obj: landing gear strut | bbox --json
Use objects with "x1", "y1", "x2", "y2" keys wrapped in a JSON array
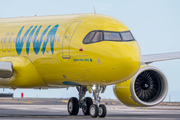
[
  {"x1": 90, "y1": 85, "x2": 107, "y2": 118},
  {"x1": 67, "y1": 85, "x2": 107, "y2": 118}
]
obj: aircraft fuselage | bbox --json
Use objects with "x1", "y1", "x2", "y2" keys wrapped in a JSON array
[{"x1": 0, "y1": 14, "x2": 141, "y2": 88}]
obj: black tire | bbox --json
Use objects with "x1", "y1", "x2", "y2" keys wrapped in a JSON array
[
  {"x1": 68, "y1": 97, "x2": 79, "y2": 115},
  {"x1": 89, "y1": 104, "x2": 98, "y2": 118},
  {"x1": 99, "y1": 104, "x2": 107, "y2": 117},
  {"x1": 82, "y1": 97, "x2": 93, "y2": 115}
]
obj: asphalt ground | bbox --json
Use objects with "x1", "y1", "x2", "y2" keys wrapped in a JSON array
[{"x1": 0, "y1": 98, "x2": 180, "y2": 120}]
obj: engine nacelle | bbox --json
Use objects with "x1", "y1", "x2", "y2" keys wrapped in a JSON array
[
  {"x1": 113, "y1": 65, "x2": 168, "y2": 107},
  {"x1": 0, "y1": 61, "x2": 13, "y2": 78}
]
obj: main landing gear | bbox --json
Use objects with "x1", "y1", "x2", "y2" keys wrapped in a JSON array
[{"x1": 67, "y1": 85, "x2": 107, "y2": 118}]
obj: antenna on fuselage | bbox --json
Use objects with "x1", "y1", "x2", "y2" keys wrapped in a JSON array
[{"x1": 94, "y1": 6, "x2": 96, "y2": 14}]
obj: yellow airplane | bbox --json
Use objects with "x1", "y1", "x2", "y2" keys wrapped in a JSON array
[{"x1": 0, "y1": 13, "x2": 179, "y2": 118}]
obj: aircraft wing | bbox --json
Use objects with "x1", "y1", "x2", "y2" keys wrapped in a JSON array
[{"x1": 142, "y1": 52, "x2": 180, "y2": 64}]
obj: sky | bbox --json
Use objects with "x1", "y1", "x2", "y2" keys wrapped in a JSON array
[{"x1": 0, "y1": 0, "x2": 180, "y2": 102}]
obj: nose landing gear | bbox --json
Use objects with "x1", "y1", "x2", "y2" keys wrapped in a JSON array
[
  {"x1": 98, "y1": 104, "x2": 107, "y2": 117},
  {"x1": 67, "y1": 85, "x2": 107, "y2": 118},
  {"x1": 90, "y1": 85, "x2": 107, "y2": 118}
]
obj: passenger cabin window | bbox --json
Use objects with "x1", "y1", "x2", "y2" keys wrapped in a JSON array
[
  {"x1": 4, "y1": 38, "x2": 7, "y2": 43},
  {"x1": 42, "y1": 37, "x2": 45, "y2": 41},
  {"x1": 31, "y1": 37, "x2": 33, "y2": 43},
  {"x1": 14, "y1": 37, "x2": 16, "y2": 43},
  {"x1": 83, "y1": 31, "x2": 134, "y2": 44},
  {"x1": 22, "y1": 38, "x2": 23, "y2": 43},
  {"x1": 1, "y1": 38, "x2": 3, "y2": 43},
  {"x1": 16, "y1": 37, "x2": 19, "y2": 43},
  {"x1": 55, "y1": 36, "x2": 57, "y2": 42},
  {"x1": 45, "y1": 37, "x2": 47, "y2": 42},
  {"x1": 26, "y1": 37, "x2": 28, "y2": 43},
  {"x1": 23, "y1": 37, "x2": 25, "y2": 43},
  {"x1": 48, "y1": 37, "x2": 50, "y2": 42},
  {"x1": 51, "y1": 37, "x2": 54, "y2": 42},
  {"x1": 35, "y1": 37, "x2": 38, "y2": 43},
  {"x1": 29, "y1": 37, "x2": 31, "y2": 43},
  {"x1": 9, "y1": 38, "x2": 11, "y2": 43},
  {"x1": 58, "y1": 36, "x2": 60, "y2": 42},
  {"x1": 4, "y1": 33, "x2": 9, "y2": 43},
  {"x1": 19, "y1": 37, "x2": 21, "y2": 43},
  {"x1": 9, "y1": 33, "x2": 14, "y2": 43}
]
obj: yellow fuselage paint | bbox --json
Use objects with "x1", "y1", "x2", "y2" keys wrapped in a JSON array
[{"x1": 0, "y1": 14, "x2": 141, "y2": 88}]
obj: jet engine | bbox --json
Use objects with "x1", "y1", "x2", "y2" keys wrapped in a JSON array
[
  {"x1": 113, "y1": 65, "x2": 168, "y2": 107},
  {"x1": 0, "y1": 61, "x2": 13, "y2": 78}
]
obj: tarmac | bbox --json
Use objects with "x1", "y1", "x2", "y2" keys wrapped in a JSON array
[{"x1": 0, "y1": 98, "x2": 180, "y2": 120}]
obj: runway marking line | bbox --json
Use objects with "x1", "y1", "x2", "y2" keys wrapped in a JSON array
[
  {"x1": 0, "y1": 98, "x2": 44, "y2": 104},
  {"x1": 106, "y1": 117, "x2": 178, "y2": 120},
  {"x1": 111, "y1": 108, "x2": 118, "y2": 110},
  {"x1": 102, "y1": 99, "x2": 119, "y2": 101},
  {"x1": 0, "y1": 115, "x2": 178, "y2": 119},
  {"x1": 61, "y1": 100, "x2": 68, "y2": 103},
  {"x1": 36, "y1": 116, "x2": 48, "y2": 118}
]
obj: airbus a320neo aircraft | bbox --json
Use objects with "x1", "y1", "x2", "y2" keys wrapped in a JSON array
[{"x1": 0, "y1": 14, "x2": 179, "y2": 118}]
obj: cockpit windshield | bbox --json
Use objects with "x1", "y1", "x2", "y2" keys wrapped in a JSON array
[
  {"x1": 104, "y1": 32, "x2": 121, "y2": 41},
  {"x1": 121, "y1": 31, "x2": 134, "y2": 41},
  {"x1": 83, "y1": 30, "x2": 135, "y2": 44}
]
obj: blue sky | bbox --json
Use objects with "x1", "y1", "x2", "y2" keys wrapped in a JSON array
[{"x1": 0, "y1": 0, "x2": 180, "y2": 102}]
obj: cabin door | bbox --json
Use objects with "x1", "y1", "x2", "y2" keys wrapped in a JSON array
[{"x1": 62, "y1": 21, "x2": 81, "y2": 59}]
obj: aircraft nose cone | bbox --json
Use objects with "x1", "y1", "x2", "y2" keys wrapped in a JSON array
[{"x1": 107, "y1": 41, "x2": 141, "y2": 84}]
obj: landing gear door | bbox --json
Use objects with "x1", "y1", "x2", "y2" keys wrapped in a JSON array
[{"x1": 62, "y1": 21, "x2": 81, "y2": 59}]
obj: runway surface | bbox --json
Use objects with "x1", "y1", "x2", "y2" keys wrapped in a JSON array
[{"x1": 0, "y1": 98, "x2": 180, "y2": 120}]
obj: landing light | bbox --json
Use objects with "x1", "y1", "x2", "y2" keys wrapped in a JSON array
[{"x1": 92, "y1": 85, "x2": 96, "y2": 90}]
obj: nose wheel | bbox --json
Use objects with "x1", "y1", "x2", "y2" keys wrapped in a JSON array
[
  {"x1": 89, "y1": 104, "x2": 106, "y2": 118},
  {"x1": 89, "y1": 104, "x2": 99, "y2": 117},
  {"x1": 98, "y1": 104, "x2": 107, "y2": 117},
  {"x1": 90, "y1": 85, "x2": 107, "y2": 118},
  {"x1": 67, "y1": 86, "x2": 107, "y2": 118}
]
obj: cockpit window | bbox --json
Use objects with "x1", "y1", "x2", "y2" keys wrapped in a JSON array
[
  {"x1": 83, "y1": 32, "x2": 96, "y2": 44},
  {"x1": 104, "y1": 32, "x2": 121, "y2": 41},
  {"x1": 83, "y1": 30, "x2": 135, "y2": 44},
  {"x1": 91, "y1": 32, "x2": 103, "y2": 42},
  {"x1": 121, "y1": 31, "x2": 134, "y2": 41}
]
